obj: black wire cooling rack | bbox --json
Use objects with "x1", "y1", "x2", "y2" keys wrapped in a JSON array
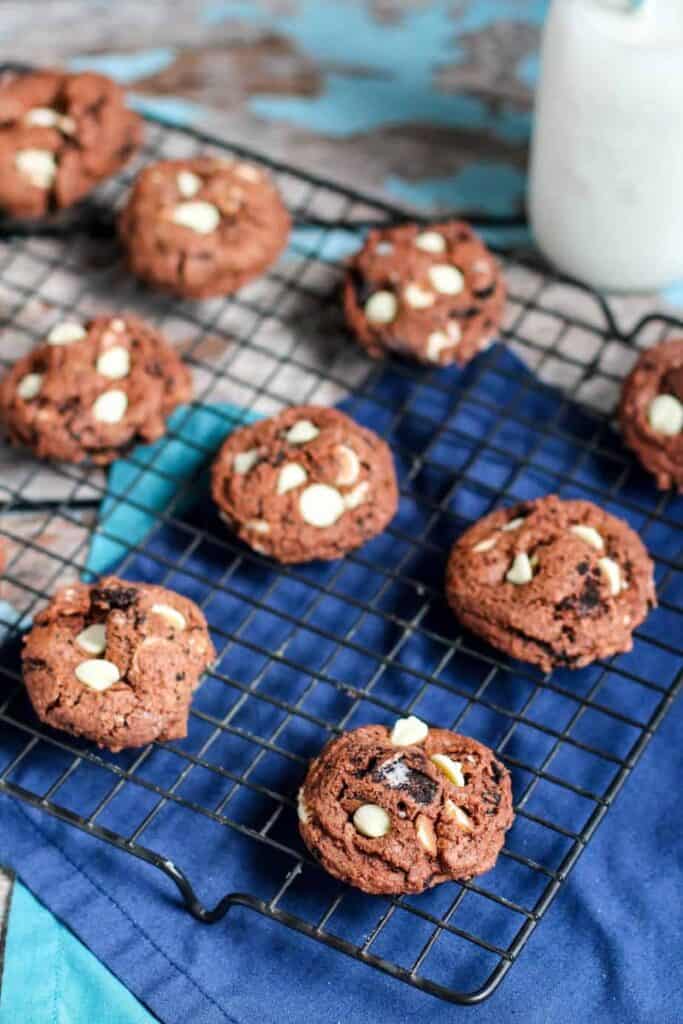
[{"x1": 0, "y1": 98, "x2": 681, "y2": 1007}]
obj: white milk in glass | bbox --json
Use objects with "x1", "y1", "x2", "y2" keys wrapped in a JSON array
[{"x1": 529, "y1": 0, "x2": 683, "y2": 290}]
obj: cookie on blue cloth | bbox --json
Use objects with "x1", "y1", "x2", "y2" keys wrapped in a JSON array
[
  {"x1": 298, "y1": 719, "x2": 514, "y2": 895},
  {"x1": 619, "y1": 338, "x2": 683, "y2": 491},
  {"x1": 211, "y1": 405, "x2": 398, "y2": 563},
  {"x1": 446, "y1": 496, "x2": 656, "y2": 672}
]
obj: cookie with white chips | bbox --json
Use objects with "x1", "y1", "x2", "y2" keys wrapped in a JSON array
[
  {"x1": 297, "y1": 719, "x2": 514, "y2": 895},
  {"x1": 619, "y1": 338, "x2": 683, "y2": 491},
  {"x1": 0, "y1": 313, "x2": 191, "y2": 464},
  {"x1": 119, "y1": 157, "x2": 291, "y2": 299},
  {"x1": 211, "y1": 405, "x2": 398, "y2": 563},
  {"x1": 0, "y1": 68, "x2": 142, "y2": 219},
  {"x1": 23, "y1": 577, "x2": 215, "y2": 752},
  {"x1": 343, "y1": 219, "x2": 506, "y2": 366},
  {"x1": 446, "y1": 495, "x2": 656, "y2": 672}
]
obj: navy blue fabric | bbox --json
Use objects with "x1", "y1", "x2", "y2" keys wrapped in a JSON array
[{"x1": 0, "y1": 345, "x2": 681, "y2": 1023}]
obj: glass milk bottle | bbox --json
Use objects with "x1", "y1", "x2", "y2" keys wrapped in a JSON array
[{"x1": 528, "y1": 0, "x2": 683, "y2": 291}]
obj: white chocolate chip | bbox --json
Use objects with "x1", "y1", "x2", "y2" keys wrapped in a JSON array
[
  {"x1": 502, "y1": 517, "x2": 525, "y2": 532},
  {"x1": 75, "y1": 658, "x2": 120, "y2": 691},
  {"x1": 234, "y1": 162, "x2": 262, "y2": 182},
  {"x1": 92, "y1": 389, "x2": 128, "y2": 424},
  {"x1": 299, "y1": 484, "x2": 345, "y2": 527},
  {"x1": 17, "y1": 372, "x2": 43, "y2": 400},
  {"x1": 335, "y1": 444, "x2": 360, "y2": 486},
  {"x1": 390, "y1": 715, "x2": 429, "y2": 746},
  {"x1": 25, "y1": 107, "x2": 60, "y2": 127},
  {"x1": 344, "y1": 480, "x2": 369, "y2": 510},
  {"x1": 426, "y1": 331, "x2": 452, "y2": 362},
  {"x1": 648, "y1": 394, "x2": 683, "y2": 436},
  {"x1": 96, "y1": 346, "x2": 130, "y2": 380},
  {"x1": 570, "y1": 524, "x2": 604, "y2": 550},
  {"x1": 297, "y1": 788, "x2": 310, "y2": 824},
  {"x1": 15, "y1": 148, "x2": 57, "y2": 189},
  {"x1": 109, "y1": 318, "x2": 126, "y2": 333},
  {"x1": 277, "y1": 462, "x2": 307, "y2": 494},
  {"x1": 47, "y1": 321, "x2": 86, "y2": 346},
  {"x1": 171, "y1": 200, "x2": 220, "y2": 234},
  {"x1": 403, "y1": 282, "x2": 435, "y2": 309},
  {"x1": 598, "y1": 556, "x2": 623, "y2": 596},
  {"x1": 415, "y1": 230, "x2": 447, "y2": 253},
  {"x1": 233, "y1": 448, "x2": 261, "y2": 474},
  {"x1": 246, "y1": 519, "x2": 270, "y2": 533},
  {"x1": 430, "y1": 753, "x2": 465, "y2": 787},
  {"x1": 286, "y1": 420, "x2": 320, "y2": 445},
  {"x1": 364, "y1": 290, "x2": 397, "y2": 324},
  {"x1": 75, "y1": 623, "x2": 106, "y2": 656},
  {"x1": 445, "y1": 801, "x2": 473, "y2": 830},
  {"x1": 58, "y1": 115, "x2": 76, "y2": 135},
  {"x1": 428, "y1": 264, "x2": 464, "y2": 295},
  {"x1": 375, "y1": 241, "x2": 393, "y2": 255},
  {"x1": 473, "y1": 536, "x2": 497, "y2": 553},
  {"x1": 506, "y1": 552, "x2": 534, "y2": 585},
  {"x1": 150, "y1": 603, "x2": 186, "y2": 630},
  {"x1": 415, "y1": 814, "x2": 437, "y2": 855},
  {"x1": 176, "y1": 169, "x2": 201, "y2": 197},
  {"x1": 352, "y1": 804, "x2": 391, "y2": 838},
  {"x1": 446, "y1": 320, "x2": 462, "y2": 344}
]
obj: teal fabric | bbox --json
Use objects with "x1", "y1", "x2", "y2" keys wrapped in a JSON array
[
  {"x1": 2, "y1": 403, "x2": 256, "y2": 1023},
  {"x1": 0, "y1": 883, "x2": 154, "y2": 1024},
  {"x1": 88, "y1": 403, "x2": 257, "y2": 575}
]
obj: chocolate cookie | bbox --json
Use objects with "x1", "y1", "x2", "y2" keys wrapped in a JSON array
[
  {"x1": 118, "y1": 157, "x2": 291, "y2": 299},
  {"x1": 446, "y1": 495, "x2": 656, "y2": 672},
  {"x1": 343, "y1": 220, "x2": 506, "y2": 366},
  {"x1": 0, "y1": 68, "x2": 142, "y2": 218},
  {"x1": 0, "y1": 313, "x2": 192, "y2": 464},
  {"x1": 619, "y1": 339, "x2": 683, "y2": 491},
  {"x1": 23, "y1": 576, "x2": 215, "y2": 752},
  {"x1": 211, "y1": 405, "x2": 398, "y2": 563},
  {"x1": 298, "y1": 718, "x2": 513, "y2": 895}
]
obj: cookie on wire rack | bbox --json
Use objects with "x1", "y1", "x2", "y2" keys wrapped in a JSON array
[
  {"x1": 0, "y1": 68, "x2": 142, "y2": 218},
  {"x1": 619, "y1": 338, "x2": 683, "y2": 491},
  {"x1": 297, "y1": 718, "x2": 514, "y2": 895},
  {"x1": 0, "y1": 313, "x2": 191, "y2": 465},
  {"x1": 211, "y1": 405, "x2": 398, "y2": 563},
  {"x1": 446, "y1": 495, "x2": 656, "y2": 672},
  {"x1": 23, "y1": 577, "x2": 215, "y2": 752},
  {"x1": 343, "y1": 219, "x2": 506, "y2": 367},
  {"x1": 119, "y1": 157, "x2": 291, "y2": 299}
]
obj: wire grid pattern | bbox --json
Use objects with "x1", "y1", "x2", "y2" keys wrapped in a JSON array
[{"x1": 0, "y1": 115, "x2": 680, "y2": 1006}]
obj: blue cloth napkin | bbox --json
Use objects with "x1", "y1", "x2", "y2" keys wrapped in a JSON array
[{"x1": 0, "y1": 345, "x2": 681, "y2": 1023}]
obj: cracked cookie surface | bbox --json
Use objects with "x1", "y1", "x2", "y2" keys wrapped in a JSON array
[
  {"x1": 446, "y1": 495, "x2": 656, "y2": 672},
  {"x1": 211, "y1": 405, "x2": 398, "y2": 563},
  {"x1": 0, "y1": 69, "x2": 142, "y2": 218},
  {"x1": 343, "y1": 220, "x2": 506, "y2": 366},
  {"x1": 0, "y1": 313, "x2": 192, "y2": 464},
  {"x1": 23, "y1": 576, "x2": 215, "y2": 752},
  {"x1": 119, "y1": 157, "x2": 291, "y2": 299},
  {"x1": 298, "y1": 720, "x2": 513, "y2": 895},
  {"x1": 619, "y1": 338, "x2": 683, "y2": 491}
]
